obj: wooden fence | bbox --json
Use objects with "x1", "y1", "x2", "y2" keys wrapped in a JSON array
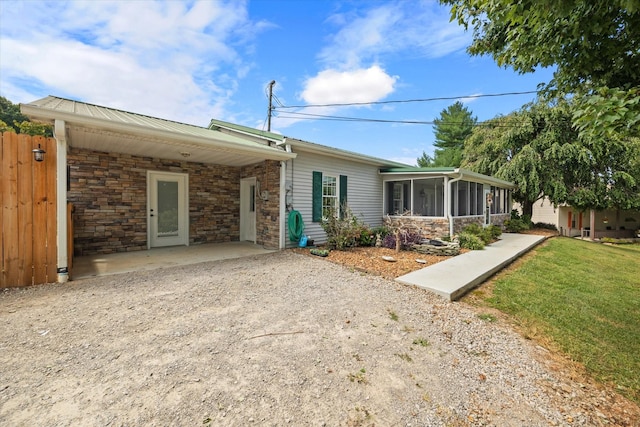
[{"x1": 1, "y1": 132, "x2": 57, "y2": 287}]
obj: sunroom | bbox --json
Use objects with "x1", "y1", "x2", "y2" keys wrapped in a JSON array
[{"x1": 380, "y1": 167, "x2": 515, "y2": 238}]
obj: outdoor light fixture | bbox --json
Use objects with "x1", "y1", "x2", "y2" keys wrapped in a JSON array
[{"x1": 32, "y1": 144, "x2": 46, "y2": 162}]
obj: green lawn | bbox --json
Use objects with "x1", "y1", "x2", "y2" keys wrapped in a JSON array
[{"x1": 478, "y1": 237, "x2": 640, "y2": 404}]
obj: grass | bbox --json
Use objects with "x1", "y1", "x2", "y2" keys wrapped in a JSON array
[{"x1": 476, "y1": 237, "x2": 640, "y2": 404}]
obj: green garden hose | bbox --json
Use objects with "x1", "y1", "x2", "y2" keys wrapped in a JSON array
[{"x1": 288, "y1": 210, "x2": 305, "y2": 242}]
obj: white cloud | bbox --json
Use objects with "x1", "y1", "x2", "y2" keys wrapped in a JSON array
[
  {"x1": 294, "y1": 1, "x2": 470, "y2": 123},
  {"x1": 301, "y1": 66, "x2": 397, "y2": 105},
  {"x1": 389, "y1": 156, "x2": 418, "y2": 166},
  {"x1": 457, "y1": 93, "x2": 483, "y2": 104},
  {"x1": 319, "y1": 2, "x2": 470, "y2": 68},
  {"x1": 0, "y1": 0, "x2": 257, "y2": 126}
]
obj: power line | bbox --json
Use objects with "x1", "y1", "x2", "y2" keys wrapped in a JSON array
[
  {"x1": 274, "y1": 90, "x2": 539, "y2": 110},
  {"x1": 276, "y1": 110, "x2": 571, "y2": 128}
]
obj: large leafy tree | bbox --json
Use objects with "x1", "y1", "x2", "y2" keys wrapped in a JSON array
[
  {"x1": 0, "y1": 96, "x2": 52, "y2": 136},
  {"x1": 0, "y1": 96, "x2": 29, "y2": 133},
  {"x1": 441, "y1": 0, "x2": 640, "y2": 138},
  {"x1": 417, "y1": 101, "x2": 476, "y2": 167},
  {"x1": 462, "y1": 101, "x2": 640, "y2": 216}
]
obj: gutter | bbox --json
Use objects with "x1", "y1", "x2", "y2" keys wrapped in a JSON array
[{"x1": 21, "y1": 105, "x2": 296, "y2": 162}]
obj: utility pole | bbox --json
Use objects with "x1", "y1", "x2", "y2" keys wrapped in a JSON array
[{"x1": 267, "y1": 80, "x2": 276, "y2": 132}]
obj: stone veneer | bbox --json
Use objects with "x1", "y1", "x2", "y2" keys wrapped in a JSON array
[
  {"x1": 240, "y1": 160, "x2": 281, "y2": 250},
  {"x1": 69, "y1": 148, "x2": 281, "y2": 256},
  {"x1": 386, "y1": 213, "x2": 510, "y2": 239}
]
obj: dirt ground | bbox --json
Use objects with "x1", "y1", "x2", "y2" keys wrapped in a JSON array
[{"x1": 1, "y1": 231, "x2": 638, "y2": 426}]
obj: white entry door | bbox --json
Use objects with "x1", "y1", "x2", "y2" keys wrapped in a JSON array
[
  {"x1": 148, "y1": 171, "x2": 189, "y2": 248},
  {"x1": 240, "y1": 177, "x2": 256, "y2": 243}
]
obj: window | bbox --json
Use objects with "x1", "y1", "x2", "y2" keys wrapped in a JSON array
[
  {"x1": 413, "y1": 178, "x2": 444, "y2": 216},
  {"x1": 476, "y1": 183, "x2": 484, "y2": 215},
  {"x1": 489, "y1": 187, "x2": 510, "y2": 214},
  {"x1": 393, "y1": 183, "x2": 404, "y2": 214},
  {"x1": 386, "y1": 181, "x2": 410, "y2": 215},
  {"x1": 312, "y1": 171, "x2": 347, "y2": 222},
  {"x1": 457, "y1": 181, "x2": 469, "y2": 216},
  {"x1": 322, "y1": 175, "x2": 337, "y2": 218}
]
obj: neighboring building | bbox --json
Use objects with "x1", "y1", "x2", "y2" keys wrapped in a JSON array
[
  {"x1": 527, "y1": 197, "x2": 640, "y2": 239},
  {"x1": 19, "y1": 96, "x2": 516, "y2": 282}
]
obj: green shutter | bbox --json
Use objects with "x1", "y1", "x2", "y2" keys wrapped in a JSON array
[
  {"x1": 339, "y1": 175, "x2": 348, "y2": 219},
  {"x1": 339, "y1": 175, "x2": 347, "y2": 208},
  {"x1": 312, "y1": 171, "x2": 322, "y2": 222}
]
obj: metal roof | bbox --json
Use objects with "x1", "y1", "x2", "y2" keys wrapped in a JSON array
[
  {"x1": 380, "y1": 167, "x2": 515, "y2": 188},
  {"x1": 208, "y1": 118, "x2": 410, "y2": 168},
  {"x1": 21, "y1": 96, "x2": 295, "y2": 166}
]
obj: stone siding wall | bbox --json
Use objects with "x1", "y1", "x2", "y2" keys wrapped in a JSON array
[
  {"x1": 69, "y1": 148, "x2": 240, "y2": 256},
  {"x1": 241, "y1": 160, "x2": 281, "y2": 249},
  {"x1": 386, "y1": 214, "x2": 510, "y2": 240},
  {"x1": 452, "y1": 216, "x2": 485, "y2": 234},
  {"x1": 386, "y1": 217, "x2": 450, "y2": 239}
]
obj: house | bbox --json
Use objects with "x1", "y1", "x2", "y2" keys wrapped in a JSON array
[
  {"x1": 19, "y1": 96, "x2": 515, "y2": 284},
  {"x1": 528, "y1": 198, "x2": 640, "y2": 239},
  {"x1": 208, "y1": 120, "x2": 515, "y2": 246}
]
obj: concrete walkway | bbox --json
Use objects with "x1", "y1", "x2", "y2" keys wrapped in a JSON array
[{"x1": 396, "y1": 233, "x2": 547, "y2": 301}]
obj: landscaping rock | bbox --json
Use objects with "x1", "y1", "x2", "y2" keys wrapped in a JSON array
[{"x1": 412, "y1": 240, "x2": 461, "y2": 256}]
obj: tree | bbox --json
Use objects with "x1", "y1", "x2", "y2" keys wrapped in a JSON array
[
  {"x1": 0, "y1": 96, "x2": 52, "y2": 136},
  {"x1": 0, "y1": 96, "x2": 29, "y2": 133},
  {"x1": 463, "y1": 101, "x2": 640, "y2": 215},
  {"x1": 416, "y1": 151, "x2": 434, "y2": 167},
  {"x1": 441, "y1": 0, "x2": 640, "y2": 138},
  {"x1": 417, "y1": 101, "x2": 476, "y2": 167}
]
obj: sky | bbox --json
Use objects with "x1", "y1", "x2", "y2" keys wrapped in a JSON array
[{"x1": 0, "y1": 0, "x2": 555, "y2": 165}]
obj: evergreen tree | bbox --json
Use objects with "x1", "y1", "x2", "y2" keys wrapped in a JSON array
[{"x1": 417, "y1": 101, "x2": 476, "y2": 167}]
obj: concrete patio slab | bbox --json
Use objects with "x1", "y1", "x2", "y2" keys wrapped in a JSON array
[
  {"x1": 396, "y1": 233, "x2": 547, "y2": 301},
  {"x1": 72, "y1": 242, "x2": 275, "y2": 280}
]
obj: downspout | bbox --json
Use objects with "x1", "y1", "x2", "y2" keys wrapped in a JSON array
[
  {"x1": 54, "y1": 119, "x2": 69, "y2": 283},
  {"x1": 279, "y1": 160, "x2": 287, "y2": 249},
  {"x1": 278, "y1": 139, "x2": 293, "y2": 250},
  {"x1": 446, "y1": 171, "x2": 464, "y2": 238}
]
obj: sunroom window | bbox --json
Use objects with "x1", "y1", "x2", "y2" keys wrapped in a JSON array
[
  {"x1": 386, "y1": 181, "x2": 410, "y2": 215},
  {"x1": 413, "y1": 178, "x2": 444, "y2": 216}
]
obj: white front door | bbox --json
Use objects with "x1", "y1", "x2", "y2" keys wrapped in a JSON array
[
  {"x1": 240, "y1": 177, "x2": 256, "y2": 243},
  {"x1": 148, "y1": 171, "x2": 189, "y2": 248}
]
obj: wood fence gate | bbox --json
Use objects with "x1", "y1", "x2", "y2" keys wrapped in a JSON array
[{"x1": 1, "y1": 132, "x2": 57, "y2": 287}]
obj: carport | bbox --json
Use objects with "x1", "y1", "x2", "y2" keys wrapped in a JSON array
[{"x1": 20, "y1": 96, "x2": 295, "y2": 284}]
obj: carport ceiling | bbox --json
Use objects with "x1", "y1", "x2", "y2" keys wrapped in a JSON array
[
  {"x1": 20, "y1": 96, "x2": 295, "y2": 167},
  {"x1": 66, "y1": 124, "x2": 281, "y2": 167}
]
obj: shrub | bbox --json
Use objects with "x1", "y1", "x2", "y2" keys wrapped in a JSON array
[
  {"x1": 485, "y1": 224, "x2": 503, "y2": 241},
  {"x1": 503, "y1": 218, "x2": 530, "y2": 233},
  {"x1": 461, "y1": 223, "x2": 502, "y2": 244},
  {"x1": 371, "y1": 225, "x2": 391, "y2": 239},
  {"x1": 462, "y1": 223, "x2": 483, "y2": 236},
  {"x1": 459, "y1": 233, "x2": 485, "y2": 250},
  {"x1": 504, "y1": 210, "x2": 532, "y2": 233},
  {"x1": 321, "y1": 204, "x2": 373, "y2": 250},
  {"x1": 357, "y1": 225, "x2": 375, "y2": 247},
  {"x1": 382, "y1": 230, "x2": 423, "y2": 250},
  {"x1": 534, "y1": 222, "x2": 558, "y2": 230}
]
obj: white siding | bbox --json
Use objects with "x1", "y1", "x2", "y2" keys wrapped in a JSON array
[
  {"x1": 531, "y1": 198, "x2": 559, "y2": 226},
  {"x1": 284, "y1": 150, "x2": 384, "y2": 247}
]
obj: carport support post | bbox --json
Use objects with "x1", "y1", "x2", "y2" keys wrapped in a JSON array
[{"x1": 55, "y1": 119, "x2": 69, "y2": 283}]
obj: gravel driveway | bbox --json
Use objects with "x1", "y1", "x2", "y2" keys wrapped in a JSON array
[{"x1": 0, "y1": 251, "x2": 636, "y2": 426}]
